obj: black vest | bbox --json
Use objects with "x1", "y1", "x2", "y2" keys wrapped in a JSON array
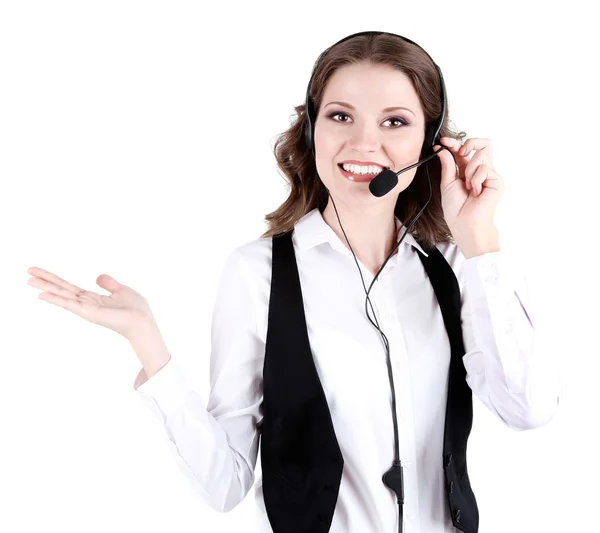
[{"x1": 260, "y1": 229, "x2": 479, "y2": 533}]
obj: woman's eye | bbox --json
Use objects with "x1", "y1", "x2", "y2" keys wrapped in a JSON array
[
  {"x1": 329, "y1": 112, "x2": 351, "y2": 123},
  {"x1": 383, "y1": 117, "x2": 408, "y2": 128},
  {"x1": 328, "y1": 112, "x2": 407, "y2": 128}
]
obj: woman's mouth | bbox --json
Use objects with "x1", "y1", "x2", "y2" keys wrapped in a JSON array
[{"x1": 338, "y1": 163, "x2": 386, "y2": 182}]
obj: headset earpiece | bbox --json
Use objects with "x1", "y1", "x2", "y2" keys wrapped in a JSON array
[{"x1": 303, "y1": 95, "x2": 315, "y2": 153}]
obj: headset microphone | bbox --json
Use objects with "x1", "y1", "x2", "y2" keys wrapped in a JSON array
[{"x1": 368, "y1": 146, "x2": 448, "y2": 197}]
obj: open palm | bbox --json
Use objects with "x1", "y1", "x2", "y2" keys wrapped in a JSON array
[{"x1": 26, "y1": 266, "x2": 154, "y2": 340}]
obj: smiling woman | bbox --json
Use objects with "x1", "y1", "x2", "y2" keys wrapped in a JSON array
[
  {"x1": 316, "y1": 61, "x2": 424, "y2": 193},
  {"x1": 262, "y1": 32, "x2": 468, "y2": 254}
]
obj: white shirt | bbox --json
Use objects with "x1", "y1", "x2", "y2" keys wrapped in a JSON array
[{"x1": 134, "y1": 207, "x2": 561, "y2": 533}]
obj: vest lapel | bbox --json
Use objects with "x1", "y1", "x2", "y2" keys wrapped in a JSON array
[
  {"x1": 261, "y1": 229, "x2": 344, "y2": 533},
  {"x1": 416, "y1": 247, "x2": 479, "y2": 532}
]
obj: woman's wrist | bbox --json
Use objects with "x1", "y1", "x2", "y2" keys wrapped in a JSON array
[{"x1": 128, "y1": 319, "x2": 172, "y2": 380}]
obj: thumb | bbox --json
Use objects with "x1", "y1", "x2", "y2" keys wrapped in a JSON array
[
  {"x1": 434, "y1": 145, "x2": 458, "y2": 190},
  {"x1": 96, "y1": 274, "x2": 123, "y2": 294}
]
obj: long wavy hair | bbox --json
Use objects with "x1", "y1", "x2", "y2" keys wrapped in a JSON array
[{"x1": 261, "y1": 32, "x2": 467, "y2": 253}]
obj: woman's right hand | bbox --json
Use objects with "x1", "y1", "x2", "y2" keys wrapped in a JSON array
[{"x1": 26, "y1": 266, "x2": 155, "y2": 341}]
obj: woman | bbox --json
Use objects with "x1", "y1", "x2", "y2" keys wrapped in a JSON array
[{"x1": 26, "y1": 31, "x2": 561, "y2": 533}]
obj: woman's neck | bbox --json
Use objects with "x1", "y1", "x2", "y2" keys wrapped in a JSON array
[{"x1": 321, "y1": 200, "x2": 399, "y2": 276}]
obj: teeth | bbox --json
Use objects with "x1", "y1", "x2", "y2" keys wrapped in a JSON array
[{"x1": 341, "y1": 163, "x2": 385, "y2": 175}]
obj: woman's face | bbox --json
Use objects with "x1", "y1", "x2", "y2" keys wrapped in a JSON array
[{"x1": 313, "y1": 61, "x2": 426, "y2": 207}]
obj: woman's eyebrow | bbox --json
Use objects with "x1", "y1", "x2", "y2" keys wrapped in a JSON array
[{"x1": 323, "y1": 100, "x2": 416, "y2": 117}]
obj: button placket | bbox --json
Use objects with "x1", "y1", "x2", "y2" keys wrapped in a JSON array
[
  {"x1": 371, "y1": 294, "x2": 390, "y2": 325},
  {"x1": 376, "y1": 284, "x2": 397, "y2": 324}
]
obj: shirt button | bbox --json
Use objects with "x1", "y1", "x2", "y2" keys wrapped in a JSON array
[
  {"x1": 507, "y1": 317, "x2": 518, "y2": 334},
  {"x1": 483, "y1": 264, "x2": 499, "y2": 283}
]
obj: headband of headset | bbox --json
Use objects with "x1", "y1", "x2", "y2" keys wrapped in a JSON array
[{"x1": 303, "y1": 31, "x2": 447, "y2": 158}]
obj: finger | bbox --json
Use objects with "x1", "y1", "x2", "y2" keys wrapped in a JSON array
[
  {"x1": 439, "y1": 137, "x2": 472, "y2": 179},
  {"x1": 459, "y1": 138, "x2": 493, "y2": 158},
  {"x1": 27, "y1": 276, "x2": 83, "y2": 301},
  {"x1": 27, "y1": 266, "x2": 84, "y2": 295},
  {"x1": 470, "y1": 164, "x2": 503, "y2": 196},
  {"x1": 434, "y1": 144, "x2": 462, "y2": 191},
  {"x1": 464, "y1": 150, "x2": 491, "y2": 183},
  {"x1": 38, "y1": 290, "x2": 88, "y2": 317},
  {"x1": 470, "y1": 164, "x2": 487, "y2": 196},
  {"x1": 96, "y1": 274, "x2": 123, "y2": 295},
  {"x1": 440, "y1": 137, "x2": 470, "y2": 163}
]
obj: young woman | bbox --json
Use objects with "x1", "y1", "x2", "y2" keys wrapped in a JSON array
[{"x1": 26, "y1": 31, "x2": 561, "y2": 533}]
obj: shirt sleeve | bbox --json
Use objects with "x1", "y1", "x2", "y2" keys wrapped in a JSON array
[
  {"x1": 133, "y1": 247, "x2": 265, "y2": 513},
  {"x1": 458, "y1": 249, "x2": 562, "y2": 431}
]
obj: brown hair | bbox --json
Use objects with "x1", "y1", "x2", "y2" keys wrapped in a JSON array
[{"x1": 261, "y1": 32, "x2": 467, "y2": 253}]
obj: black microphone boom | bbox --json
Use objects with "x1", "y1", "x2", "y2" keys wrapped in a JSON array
[{"x1": 368, "y1": 146, "x2": 448, "y2": 198}]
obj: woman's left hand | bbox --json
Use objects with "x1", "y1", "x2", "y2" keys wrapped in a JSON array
[{"x1": 435, "y1": 136, "x2": 505, "y2": 256}]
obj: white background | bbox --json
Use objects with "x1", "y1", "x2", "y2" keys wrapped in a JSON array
[{"x1": 2, "y1": 0, "x2": 597, "y2": 531}]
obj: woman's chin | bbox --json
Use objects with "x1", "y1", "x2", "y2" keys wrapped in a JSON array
[{"x1": 328, "y1": 182, "x2": 382, "y2": 203}]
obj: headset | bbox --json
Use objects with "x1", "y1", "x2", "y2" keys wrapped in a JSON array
[{"x1": 302, "y1": 31, "x2": 451, "y2": 533}]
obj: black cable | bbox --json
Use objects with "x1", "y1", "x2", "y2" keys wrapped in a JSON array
[{"x1": 326, "y1": 155, "x2": 436, "y2": 533}]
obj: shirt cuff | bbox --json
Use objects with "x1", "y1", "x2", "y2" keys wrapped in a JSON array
[{"x1": 133, "y1": 357, "x2": 200, "y2": 419}]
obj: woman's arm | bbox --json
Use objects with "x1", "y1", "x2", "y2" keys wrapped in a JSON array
[{"x1": 133, "y1": 247, "x2": 265, "y2": 513}]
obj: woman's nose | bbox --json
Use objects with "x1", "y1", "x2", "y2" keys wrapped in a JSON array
[{"x1": 348, "y1": 121, "x2": 381, "y2": 151}]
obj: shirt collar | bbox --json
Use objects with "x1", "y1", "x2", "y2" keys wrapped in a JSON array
[{"x1": 294, "y1": 207, "x2": 429, "y2": 257}]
